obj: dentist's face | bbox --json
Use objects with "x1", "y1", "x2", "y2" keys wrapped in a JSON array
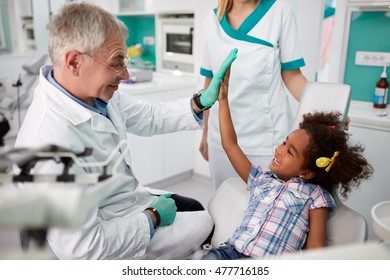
[
  {"x1": 269, "y1": 129, "x2": 310, "y2": 181},
  {"x1": 80, "y1": 32, "x2": 129, "y2": 103}
]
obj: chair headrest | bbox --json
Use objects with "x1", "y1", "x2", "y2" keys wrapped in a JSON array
[{"x1": 22, "y1": 53, "x2": 49, "y2": 75}]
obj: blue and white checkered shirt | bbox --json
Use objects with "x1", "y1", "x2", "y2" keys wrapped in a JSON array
[{"x1": 229, "y1": 165, "x2": 335, "y2": 258}]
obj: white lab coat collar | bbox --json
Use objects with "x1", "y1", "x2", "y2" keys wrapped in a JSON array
[{"x1": 39, "y1": 65, "x2": 118, "y2": 135}]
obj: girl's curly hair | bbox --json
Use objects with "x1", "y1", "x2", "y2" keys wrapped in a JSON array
[{"x1": 299, "y1": 111, "x2": 373, "y2": 199}]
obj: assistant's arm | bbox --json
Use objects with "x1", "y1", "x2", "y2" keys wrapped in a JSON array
[{"x1": 281, "y1": 69, "x2": 308, "y2": 101}]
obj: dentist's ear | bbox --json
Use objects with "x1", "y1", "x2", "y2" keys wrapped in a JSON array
[{"x1": 65, "y1": 50, "x2": 82, "y2": 75}]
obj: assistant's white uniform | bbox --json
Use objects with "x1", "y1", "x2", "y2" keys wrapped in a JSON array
[
  {"x1": 15, "y1": 65, "x2": 213, "y2": 259},
  {"x1": 200, "y1": 0, "x2": 305, "y2": 188}
]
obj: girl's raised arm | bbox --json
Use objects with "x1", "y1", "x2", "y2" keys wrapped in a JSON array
[{"x1": 218, "y1": 68, "x2": 251, "y2": 183}]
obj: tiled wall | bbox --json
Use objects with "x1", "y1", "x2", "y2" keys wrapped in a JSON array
[
  {"x1": 117, "y1": 15, "x2": 156, "y2": 67},
  {"x1": 344, "y1": 11, "x2": 390, "y2": 104}
]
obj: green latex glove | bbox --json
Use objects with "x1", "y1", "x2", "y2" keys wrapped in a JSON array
[
  {"x1": 200, "y1": 48, "x2": 238, "y2": 107},
  {"x1": 150, "y1": 193, "x2": 177, "y2": 227}
]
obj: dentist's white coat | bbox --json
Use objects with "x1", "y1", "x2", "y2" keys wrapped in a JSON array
[{"x1": 14, "y1": 65, "x2": 213, "y2": 259}]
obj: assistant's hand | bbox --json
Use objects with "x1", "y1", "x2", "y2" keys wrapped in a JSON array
[
  {"x1": 150, "y1": 193, "x2": 177, "y2": 227},
  {"x1": 200, "y1": 48, "x2": 238, "y2": 107}
]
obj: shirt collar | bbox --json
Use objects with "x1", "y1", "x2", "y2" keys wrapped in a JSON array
[
  {"x1": 47, "y1": 67, "x2": 108, "y2": 118},
  {"x1": 269, "y1": 171, "x2": 308, "y2": 184}
]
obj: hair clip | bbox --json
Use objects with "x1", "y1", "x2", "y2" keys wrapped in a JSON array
[
  {"x1": 327, "y1": 125, "x2": 336, "y2": 129},
  {"x1": 316, "y1": 151, "x2": 339, "y2": 172}
]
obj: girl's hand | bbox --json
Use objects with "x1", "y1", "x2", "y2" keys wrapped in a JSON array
[
  {"x1": 218, "y1": 67, "x2": 231, "y2": 102},
  {"x1": 200, "y1": 48, "x2": 237, "y2": 107}
]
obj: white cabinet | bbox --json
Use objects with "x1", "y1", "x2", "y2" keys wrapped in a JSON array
[
  {"x1": 344, "y1": 101, "x2": 390, "y2": 240},
  {"x1": 0, "y1": 0, "x2": 69, "y2": 55},
  {"x1": 153, "y1": 0, "x2": 196, "y2": 12},
  {"x1": 119, "y1": 72, "x2": 197, "y2": 187},
  {"x1": 346, "y1": 125, "x2": 390, "y2": 240},
  {"x1": 348, "y1": 0, "x2": 390, "y2": 3},
  {"x1": 161, "y1": 90, "x2": 196, "y2": 180},
  {"x1": 125, "y1": 91, "x2": 165, "y2": 185},
  {"x1": 86, "y1": 0, "x2": 154, "y2": 14}
]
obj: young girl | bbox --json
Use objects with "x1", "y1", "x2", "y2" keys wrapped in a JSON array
[{"x1": 203, "y1": 70, "x2": 373, "y2": 260}]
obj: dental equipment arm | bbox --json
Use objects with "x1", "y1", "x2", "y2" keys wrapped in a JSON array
[
  {"x1": 0, "y1": 175, "x2": 122, "y2": 229},
  {"x1": 0, "y1": 140, "x2": 132, "y2": 250},
  {"x1": 0, "y1": 145, "x2": 101, "y2": 183},
  {"x1": 0, "y1": 139, "x2": 133, "y2": 183}
]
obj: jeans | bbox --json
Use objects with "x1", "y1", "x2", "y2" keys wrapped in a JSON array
[{"x1": 203, "y1": 244, "x2": 247, "y2": 260}]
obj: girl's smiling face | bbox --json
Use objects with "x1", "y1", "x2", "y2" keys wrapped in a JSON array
[{"x1": 269, "y1": 129, "x2": 314, "y2": 181}]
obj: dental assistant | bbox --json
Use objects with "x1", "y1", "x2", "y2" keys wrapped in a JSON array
[
  {"x1": 15, "y1": 2, "x2": 236, "y2": 259},
  {"x1": 199, "y1": 0, "x2": 308, "y2": 189}
]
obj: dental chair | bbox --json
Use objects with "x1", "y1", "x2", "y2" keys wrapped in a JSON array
[
  {"x1": 0, "y1": 53, "x2": 47, "y2": 135},
  {"x1": 207, "y1": 82, "x2": 367, "y2": 253}
]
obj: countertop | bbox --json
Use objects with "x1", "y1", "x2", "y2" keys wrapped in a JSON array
[
  {"x1": 119, "y1": 71, "x2": 197, "y2": 95},
  {"x1": 349, "y1": 100, "x2": 390, "y2": 132}
]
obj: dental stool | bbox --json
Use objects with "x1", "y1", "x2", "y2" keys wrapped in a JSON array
[{"x1": 204, "y1": 82, "x2": 367, "y2": 256}]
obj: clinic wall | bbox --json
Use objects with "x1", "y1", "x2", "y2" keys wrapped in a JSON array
[
  {"x1": 343, "y1": 11, "x2": 390, "y2": 104},
  {"x1": 0, "y1": 0, "x2": 12, "y2": 50},
  {"x1": 286, "y1": 0, "x2": 325, "y2": 82},
  {"x1": 117, "y1": 15, "x2": 156, "y2": 67}
]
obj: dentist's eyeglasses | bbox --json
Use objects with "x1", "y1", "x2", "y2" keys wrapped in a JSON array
[{"x1": 80, "y1": 52, "x2": 130, "y2": 77}]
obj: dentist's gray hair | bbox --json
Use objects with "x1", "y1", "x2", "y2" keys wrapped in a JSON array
[{"x1": 48, "y1": 2, "x2": 128, "y2": 66}]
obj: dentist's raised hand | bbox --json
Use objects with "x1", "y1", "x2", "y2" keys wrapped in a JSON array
[{"x1": 200, "y1": 48, "x2": 238, "y2": 108}]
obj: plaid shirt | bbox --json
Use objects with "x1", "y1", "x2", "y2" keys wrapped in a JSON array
[{"x1": 229, "y1": 165, "x2": 335, "y2": 258}]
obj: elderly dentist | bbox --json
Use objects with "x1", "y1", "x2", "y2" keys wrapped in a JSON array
[{"x1": 14, "y1": 2, "x2": 237, "y2": 259}]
